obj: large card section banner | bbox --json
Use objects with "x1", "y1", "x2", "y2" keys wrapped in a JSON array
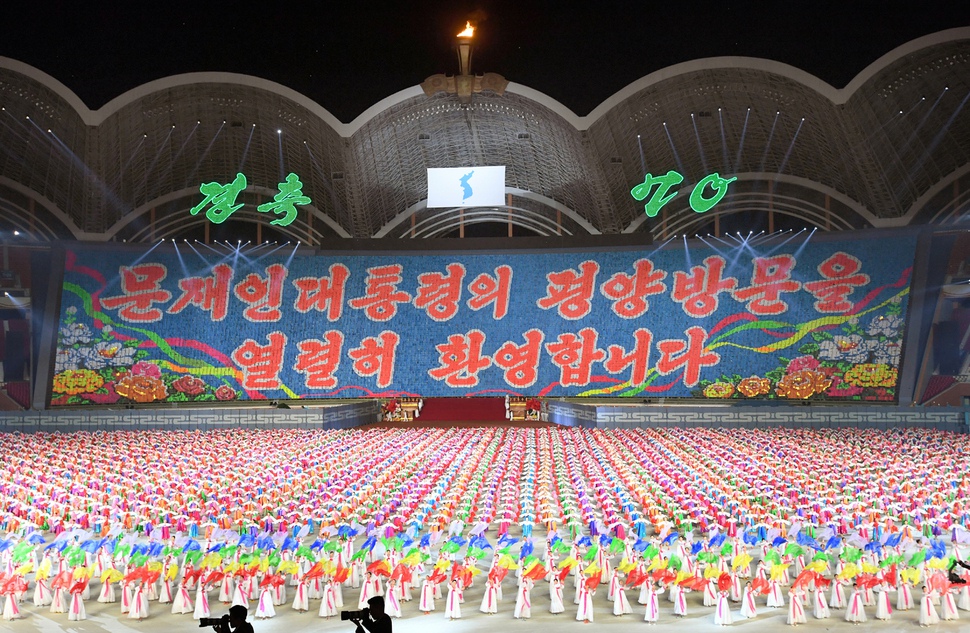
[{"x1": 52, "y1": 235, "x2": 915, "y2": 405}]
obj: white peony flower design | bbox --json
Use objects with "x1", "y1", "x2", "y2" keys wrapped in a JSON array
[
  {"x1": 818, "y1": 334, "x2": 876, "y2": 364},
  {"x1": 872, "y1": 342, "x2": 902, "y2": 367},
  {"x1": 59, "y1": 323, "x2": 94, "y2": 346},
  {"x1": 866, "y1": 314, "x2": 903, "y2": 338},
  {"x1": 79, "y1": 342, "x2": 137, "y2": 369},
  {"x1": 54, "y1": 348, "x2": 82, "y2": 372}
]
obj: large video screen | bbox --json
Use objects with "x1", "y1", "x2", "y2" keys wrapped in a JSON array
[{"x1": 51, "y1": 234, "x2": 915, "y2": 405}]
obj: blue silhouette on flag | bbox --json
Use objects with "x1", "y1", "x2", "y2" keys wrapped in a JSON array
[{"x1": 459, "y1": 171, "x2": 474, "y2": 201}]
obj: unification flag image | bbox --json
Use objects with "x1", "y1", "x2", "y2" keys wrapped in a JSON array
[{"x1": 427, "y1": 166, "x2": 506, "y2": 208}]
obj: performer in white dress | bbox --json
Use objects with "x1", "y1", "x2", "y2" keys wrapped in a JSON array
[
  {"x1": 714, "y1": 589, "x2": 733, "y2": 625},
  {"x1": 644, "y1": 582, "x2": 664, "y2": 623},
  {"x1": 844, "y1": 584, "x2": 867, "y2": 623},
  {"x1": 444, "y1": 579, "x2": 462, "y2": 620},
  {"x1": 513, "y1": 577, "x2": 533, "y2": 619},
  {"x1": 549, "y1": 576, "x2": 565, "y2": 614},
  {"x1": 919, "y1": 586, "x2": 940, "y2": 626},
  {"x1": 813, "y1": 585, "x2": 830, "y2": 619},
  {"x1": 739, "y1": 582, "x2": 758, "y2": 619}
]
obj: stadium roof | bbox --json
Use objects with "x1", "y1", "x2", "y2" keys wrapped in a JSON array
[{"x1": 0, "y1": 6, "x2": 967, "y2": 242}]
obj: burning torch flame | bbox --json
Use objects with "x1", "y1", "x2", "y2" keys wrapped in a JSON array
[{"x1": 457, "y1": 21, "x2": 475, "y2": 38}]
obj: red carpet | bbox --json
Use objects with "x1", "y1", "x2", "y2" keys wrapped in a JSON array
[{"x1": 416, "y1": 397, "x2": 508, "y2": 423}]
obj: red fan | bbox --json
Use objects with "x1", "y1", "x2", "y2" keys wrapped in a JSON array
[
  {"x1": 450, "y1": 564, "x2": 464, "y2": 581},
  {"x1": 717, "y1": 572, "x2": 732, "y2": 592},
  {"x1": 366, "y1": 561, "x2": 390, "y2": 577},
  {"x1": 883, "y1": 565, "x2": 897, "y2": 588},
  {"x1": 1, "y1": 576, "x2": 27, "y2": 595},
  {"x1": 856, "y1": 574, "x2": 881, "y2": 590},
  {"x1": 584, "y1": 574, "x2": 600, "y2": 591},
  {"x1": 489, "y1": 567, "x2": 509, "y2": 584},
  {"x1": 51, "y1": 570, "x2": 74, "y2": 589},
  {"x1": 428, "y1": 569, "x2": 448, "y2": 585},
  {"x1": 69, "y1": 579, "x2": 89, "y2": 594},
  {"x1": 627, "y1": 569, "x2": 645, "y2": 587},
  {"x1": 815, "y1": 576, "x2": 832, "y2": 589},
  {"x1": 183, "y1": 568, "x2": 203, "y2": 585},
  {"x1": 525, "y1": 565, "x2": 547, "y2": 582},
  {"x1": 556, "y1": 567, "x2": 571, "y2": 582},
  {"x1": 751, "y1": 577, "x2": 769, "y2": 595},
  {"x1": 204, "y1": 570, "x2": 226, "y2": 586},
  {"x1": 792, "y1": 569, "x2": 816, "y2": 590},
  {"x1": 926, "y1": 572, "x2": 947, "y2": 593},
  {"x1": 334, "y1": 566, "x2": 350, "y2": 584},
  {"x1": 689, "y1": 576, "x2": 708, "y2": 591}
]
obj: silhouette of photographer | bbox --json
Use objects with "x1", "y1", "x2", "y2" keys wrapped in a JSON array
[
  {"x1": 352, "y1": 596, "x2": 391, "y2": 633},
  {"x1": 211, "y1": 605, "x2": 254, "y2": 633}
]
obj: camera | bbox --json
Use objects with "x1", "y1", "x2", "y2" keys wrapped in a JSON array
[
  {"x1": 341, "y1": 608, "x2": 369, "y2": 621},
  {"x1": 199, "y1": 615, "x2": 230, "y2": 628}
]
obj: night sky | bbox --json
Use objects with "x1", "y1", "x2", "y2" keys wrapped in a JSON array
[{"x1": 0, "y1": 1, "x2": 966, "y2": 122}]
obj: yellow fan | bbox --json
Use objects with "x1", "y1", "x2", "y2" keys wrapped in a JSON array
[
  {"x1": 557, "y1": 556, "x2": 578, "y2": 570},
  {"x1": 165, "y1": 564, "x2": 179, "y2": 581},
  {"x1": 147, "y1": 561, "x2": 163, "y2": 572},
  {"x1": 201, "y1": 553, "x2": 223, "y2": 569},
  {"x1": 618, "y1": 558, "x2": 636, "y2": 574},
  {"x1": 704, "y1": 566, "x2": 721, "y2": 580},
  {"x1": 837, "y1": 563, "x2": 859, "y2": 581},
  {"x1": 72, "y1": 566, "x2": 90, "y2": 580},
  {"x1": 899, "y1": 568, "x2": 920, "y2": 585},
  {"x1": 645, "y1": 557, "x2": 663, "y2": 573},
  {"x1": 15, "y1": 562, "x2": 34, "y2": 576},
  {"x1": 101, "y1": 569, "x2": 124, "y2": 585},
  {"x1": 770, "y1": 564, "x2": 790, "y2": 582},
  {"x1": 731, "y1": 553, "x2": 752, "y2": 571},
  {"x1": 675, "y1": 571, "x2": 692, "y2": 585},
  {"x1": 498, "y1": 555, "x2": 518, "y2": 570},
  {"x1": 277, "y1": 560, "x2": 299, "y2": 576},
  {"x1": 861, "y1": 562, "x2": 880, "y2": 574},
  {"x1": 583, "y1": 563, "x2": 601, "y2": 576},
  {"x1": 926, "y1": 558, "x2": 948, "y2": 570},
  {"x1": 36, "y1": 559, "x2": 52, "y2": 580},
  {"x1": 805, "y1": 560, "x2": 828, "y2": 574}
]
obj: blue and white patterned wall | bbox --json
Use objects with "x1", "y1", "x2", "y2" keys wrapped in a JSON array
[
  {"x1": 547, "y1": 403, "x2": 967, "y2": 432},
  {"x1": 0, "y1": 401, "x2": 380, "y2": 432}
]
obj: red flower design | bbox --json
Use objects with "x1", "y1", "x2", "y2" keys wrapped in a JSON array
[
  {"x1": 172, "y1": 375, "x2": 206, "y2": 396},
  {"x1": 215, "y1": 385, "x2": 237, "y2": 401}
]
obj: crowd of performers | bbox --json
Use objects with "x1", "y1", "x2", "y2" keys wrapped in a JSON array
[{"x1": 0, "y1": 426, "x2": 967, "y2": 627}]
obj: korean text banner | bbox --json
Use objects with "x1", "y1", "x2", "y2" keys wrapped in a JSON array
[{"x1": 52, "y1": 234, "x2": 915, "y2": 405}]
